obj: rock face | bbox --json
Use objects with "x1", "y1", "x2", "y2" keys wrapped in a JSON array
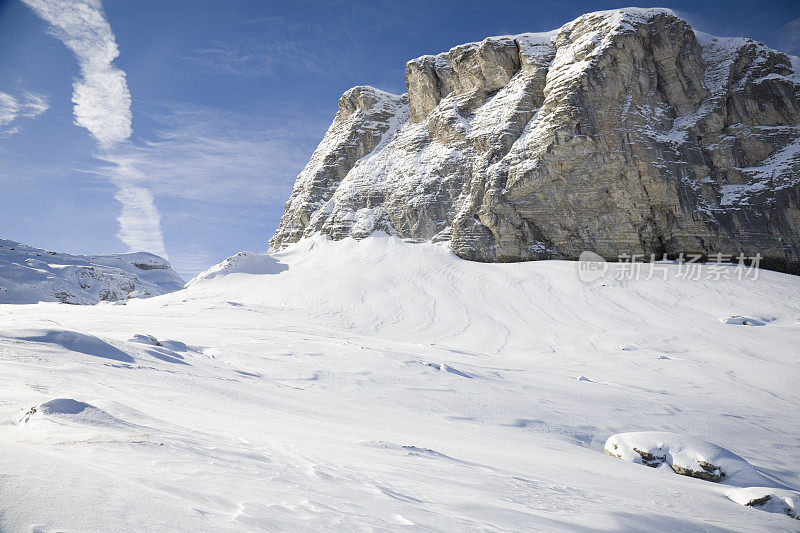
[
  {"x1": 0, "y1": 238, "x2": 185, "y2": 305},
  {"x1": 270, "y1": 8, "x2": 800, "y2": 273}
]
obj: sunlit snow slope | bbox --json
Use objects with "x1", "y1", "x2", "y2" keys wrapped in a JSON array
[{"x1": 0, "y1": 236, "x2": 798, "y2": 531}]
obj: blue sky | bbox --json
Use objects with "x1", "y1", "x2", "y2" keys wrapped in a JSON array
[{"x1": 1, "y1": 0, "x2": 799, "y2": 277}]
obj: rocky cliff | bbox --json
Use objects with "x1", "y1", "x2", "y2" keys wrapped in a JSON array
[
  {"x1": 0, "y1": 239, "x2": 185, "y2": 304},
  {"x1": 270, "y1": 8, "x2": 800, "y2": 272}
]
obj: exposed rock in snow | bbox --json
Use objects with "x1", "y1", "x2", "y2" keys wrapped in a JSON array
[
  {"x1": 0, "y1": 238, "x2": 184, "y2": 304},
  {"x1": 605, "y1": 431, "x2": 800, "y2": 520},
  {"x1": 603, "y1": 431, "x2": 775, "y2": 484},
  {"x1": 270, "y1": 8, "x2": 800, "y2": 273},
  {"x1": 726, "y1": 487, "x2": 799, "y2": 520}
]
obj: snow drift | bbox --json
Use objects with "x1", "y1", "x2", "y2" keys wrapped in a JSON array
[{"x1": 1, "y1": 235, "x2": 799, "y2": 530}]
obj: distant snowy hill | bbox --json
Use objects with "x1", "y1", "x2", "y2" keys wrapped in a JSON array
[{"x1": 0, "y1": 238, "x2": 184, "y2": 304}]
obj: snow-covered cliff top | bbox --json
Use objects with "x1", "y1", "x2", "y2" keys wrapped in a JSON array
[{"x1": 271, "y1": 6, "x2": 800, "y2": 271}]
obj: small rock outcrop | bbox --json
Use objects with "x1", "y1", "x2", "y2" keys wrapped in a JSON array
[{"x1": 270, "y1": 8, "x2": 800, "y2": 273}]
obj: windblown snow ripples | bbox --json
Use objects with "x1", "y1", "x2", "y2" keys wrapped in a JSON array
[{"x1": 0, "y1": 235, "x2": 798, "y2": 530}]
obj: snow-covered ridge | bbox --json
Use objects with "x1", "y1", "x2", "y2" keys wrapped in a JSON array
[
  {"x1": 404, "y1": 7, "x2": 677, "y2": 79},
  {"x1": 0, "y1": 238, "x2": 184, "y2": 305}
]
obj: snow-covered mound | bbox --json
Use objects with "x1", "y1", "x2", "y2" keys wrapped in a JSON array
[
  {"x1": 726, "y1": 487, "x2": 799, "y2": 520},
  {"x1": 604, "y1": 430, "x2": 800, "y2": 520},
  {"x1": 18, "y1": 398, "x2": 124, "y2": 427},
  {"x1": 1, "y1": 235, "x2": 799, "y2": 530},
  {"x1": 0, "y1": 238, "x2": 184, "y2": 304},
  {"x1": 604, "y1": 431, "x2": 777, "y2": 485},
  {"x1": 186, "y1": 251, "x2": 287, "y2": 286}
]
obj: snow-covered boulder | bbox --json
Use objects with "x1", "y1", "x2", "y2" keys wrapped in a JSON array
[
  {"x1": 726, "y1": 487, "x2": 799, "y2": 520},
  {"x1": 0, "y1": 238, "x2": 184, "y2": 305},
  {"x1": 18, "y1": 398, "x2": 123, "y2": 427},
  {"x1": 604, "y1": 431, "x2": 773, "y2": 485},
  {"x1": 604, "y1": 431, "x2": 800, "y2": 519}
]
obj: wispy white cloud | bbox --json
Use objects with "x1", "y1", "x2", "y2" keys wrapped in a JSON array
[
  {"x1": 775, "y1": 17, "x2": 800, "y2": 56},
  {"x1": 82, "y1": 104, "x2": 324, "y2": 271},
  {"x1": 182, "y1": 22, "x2": 324, "y2": 77},
  {"x1": 104, "y1": 159, "x2": 167, "y2": 259},
  {"x1": 182, "y1": 3, "x2": 421, "y2": 81},
  {"x1": 92, "y1": 104, "x2": 320, "y2": 207},
  {"x1": 0, "y1": 91, "x2": 49, "y2": 135},
  {"x1": 22, "y1": 0, "x2": 132, "y2": 148},
  {"x1": 23, "y1": 0, "x2": 166, "y2": 257}
]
